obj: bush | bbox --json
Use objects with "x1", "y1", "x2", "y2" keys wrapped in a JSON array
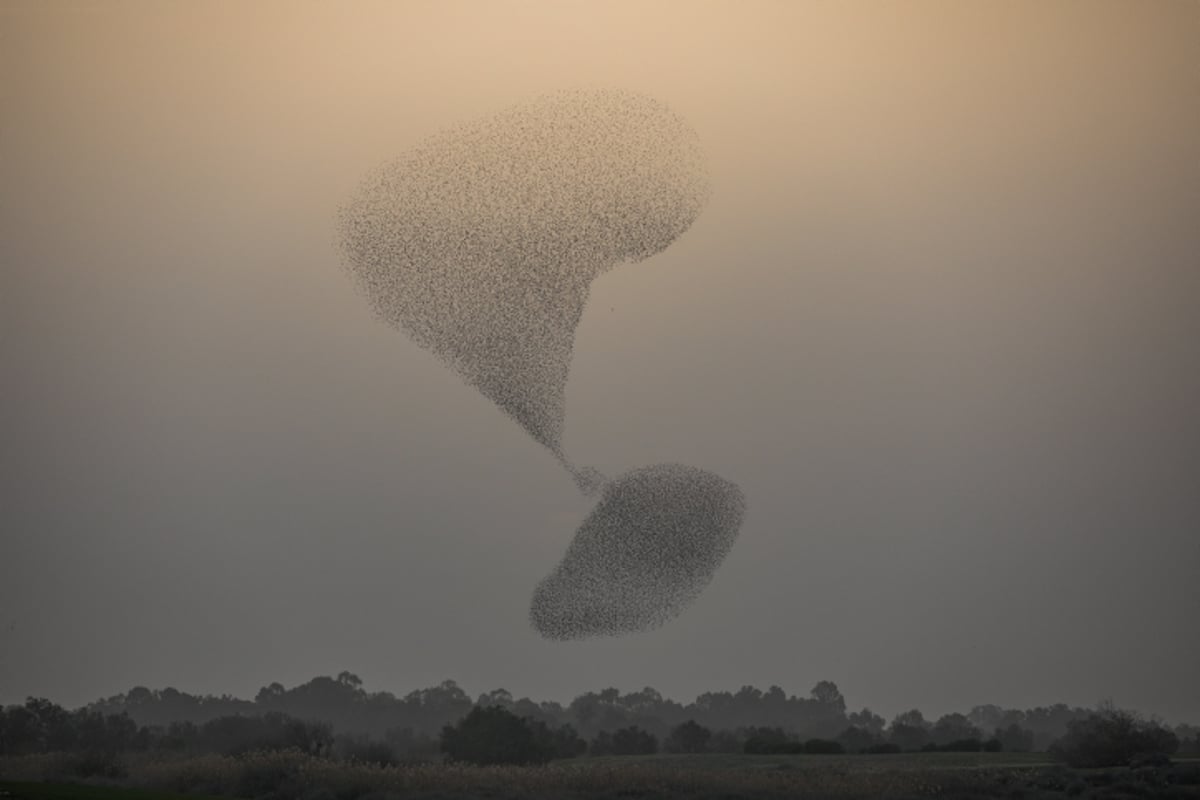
[
  {"x1": 531, "y1": 719, "x2": 587, "y2": 759},
  {"x1": 1050, "y1": 705, "x2": 1179, "y2": 768},
  {"x1": 708, "y1": 729, "x2": 742, "y2": 753},
  {"x1": 804, "y1": 738, "x2": 845, "y2": 754},
  {"x1": 382, "y1": 726, "x2": 439, "y2": 761},
  {"x1": 588, "y1": 730, "x2": 614, "y2": 756},
  {"x1": 197, "y1": 713, "x2": 333, "y2": 756},
  {"x1": 334, "y1": 734, "x2": 398, "y2": 766},
  {"x1": 994, "y1": 723, "x2": 1034, "y2": 753},
  {"x1": 0, "y1": 699, "x2": 147, "y2": 757},
  {"x1": 1129, "y1": 751, "x2": 1171, "y2": 769},
  {"x1": 1171, "y1": 763, "x2": 1200, "y2": 786},
  {"x1": 611, "y1": 725, "x2": 658, "y2": 755},
  {"x1": 743, "y1": 727, "x2": 803, "y2": 755},
  {"x1": 439, "y1": 705, "x2": 554, "y2": 765},
  {"x1": 865, "y1": 742, "x2": 902, "y2": 754},
  {"x1": 837, "y1": 725, "x2": 881, "y2": 754},
  {"x1": 664, "y1": 720, "x2": 711, "y2": 754},
  {"x1": 941, "y1": 738, "x2": 983, "y2": 752},
  {"x1": 236, "y1": 756, "x2": 301, "y2": 799},
  {"x1": 67, "y1": 750, "x2": 127, "y2": 779},
  {"x1": 588, "y1": 726, "x2": 658, "y2": 756},
  {"x1": 889, "y1": 723, "x2": 930, "y2": 752}
]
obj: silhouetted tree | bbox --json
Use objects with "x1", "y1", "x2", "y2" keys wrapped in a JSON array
[
  {"x1": 611, "y1": 725, "x2": 658, "y2": 755},
  {"x1": 1050, "y1": 705, "x2": 1179, "y2": 768},
  {"x1": 193, "y1": 712, "x2": 332, "y2": 756},
  {"x1": 588, "y1": 730, "x2": 614, "y2": 756},
  {"x1": 1024, "y1": 703, "x2": 1092, "y2": 751},
  {"x1": 888, "y1": 709, "x2": 932, "y2": 753},
  {"x1": 931, "y1": 713, "x2": 982, "y2": 747},
  {"x1": 534, "y1": 720, "x2": 587, "y2": 759},
  {"x1": 440, "y1": 706, "x2": 553, "y2": 765},
  {"x1": 994, "y1": 723, "x2": 1034, "y2": 753},
  {"x1": 708, "y1": 729, "x2": 742, "y2": 753},
  {"x1": 743, "y1": 727, "x2": 802, "y2": 754},
  {"x1": 847, "y1": 708, "x2": 886, "y2": 736},
  {"x1": 804, "y1": 738, "x2": 845, "y2": 754},
  {"x1": 384, "y1": 726, "x2": 439, "y2": 759},
  {"x1": 334, "y1": 733, "x2": 398, "y2": 766},
  {"x1": 1174, "y1": 724, "x2": 1200, "y2": 756},
  {"x1": 255, "y1": 683, "x2": 285, "y2": 704},
  {"x1": 838, "y1": 725, "x2": 881, "y2": 753},
  {"x1": 476, "y1": 688, "x2": 514, "y2": 710},
  {"x1": 336, "y1": 672, "x2": 363, "y2": 690},
  {"x1": 967, "y1": 704, "x2": 1006, "y2": 733},
  {"x1": 665, "y1": 720, "x2": 711, "y2": 753},
  {"x1": 33, "y1": 673, "x2": 1189, "y2": 761},
  {"x1": 810, "y1": 681, "x2": 845, "y2": 710}
]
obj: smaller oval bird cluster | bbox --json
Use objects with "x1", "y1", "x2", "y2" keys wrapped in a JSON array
[{"x1": 530, "y1": 464, "x2": 746, "y2": 640}]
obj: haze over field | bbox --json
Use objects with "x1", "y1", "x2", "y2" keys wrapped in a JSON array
[{"x1": 2, "y1": 0, "x2": 1198, "y2": 723}]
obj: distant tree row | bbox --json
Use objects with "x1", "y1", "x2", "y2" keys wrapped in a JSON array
[
  {"x1": 3, "y1": 694, "x2": 1194, "y2": 770},
  {"x1": 0, "y1": 699, "x2": 331, "y2": 758},
  {"x1": 439, "y1": 704, "x2": 1192, "y2": 768},
  {"x1": 27, "y1": 673, "x2": 1196, "y2": 760}
]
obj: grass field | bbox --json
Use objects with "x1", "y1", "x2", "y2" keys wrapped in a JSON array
[
  {"x1": 0, "y1": 782, "x2": 224, "y2": 800},
  {"x1": 578, "y1": 750, "x2": 1057, "y2": 770},
  {"x1": 2, "y1": 751, "x2": 1198, "y2": 800}
]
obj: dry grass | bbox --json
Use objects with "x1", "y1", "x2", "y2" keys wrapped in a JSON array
[{"x1": 5, "y1": 750, "x2": 1196, "y2": 799}]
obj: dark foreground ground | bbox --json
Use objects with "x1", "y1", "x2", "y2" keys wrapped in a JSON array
[{"x1": 2, "y1": 751, "x2": 1199, "y2": 800}]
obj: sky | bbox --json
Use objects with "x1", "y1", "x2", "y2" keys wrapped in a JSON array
[{"x1": 2, "y1": 1, "x2": 1198, "y2": 723}]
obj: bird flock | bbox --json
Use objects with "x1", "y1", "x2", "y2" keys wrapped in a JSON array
[{"x1": 339, "y1": 89, "x2": 745, "y2": 639}]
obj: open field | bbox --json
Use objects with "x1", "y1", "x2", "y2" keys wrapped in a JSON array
[
  {"x1": 3, "y1": 752, "x2": 1199, "y2": 800},
  {"x1": 580, "y1": 750, "x2": 1058, "y2": 770},
  {"x1": 0, "y1": 782, "x2": 224, "y2": 800}
]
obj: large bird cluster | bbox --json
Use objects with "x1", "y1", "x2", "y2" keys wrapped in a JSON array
[
  {"x1": 338, "y1": 90, "x2": 745, "y2": 639},
  {"x1": 339, "y1": 90, "x2": 708, "y2": 460}
]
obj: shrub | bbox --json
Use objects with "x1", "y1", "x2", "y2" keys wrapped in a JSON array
[
  {"x1": 743, "y1": 727, "x2": 803, "y2": 755},
  {"x1": 382, "y1": 726, "x2": 439, "y2": 761},
  {"x1": 236, "y1": 755, "x2": 301, "y2": 799},
  {"x1": 588, "y1": 730, "x2": 614, "y2": 756},
  {"x1": 664, "y1": 720, "x2": 711, "y2": 754},
  {"x1": 941, "y1": 738, "x2": 983, "y2": 752},
  {"x1": 334, "y1": 734, "x2": 398, "y2": 766},
  {"x1": 589, "y1": 726, "x2": 657, "y2": 756},
  {"x1": 837, "y1": 725, "x2": 881, "y2": 754},
  {"x1": 196, "y1": 712, "x2": 333, "y2": 756},
  {"x1": 1050, "y1": 705, "x2": 1179, "y2": 768},
  {"x1": 67, "y1": 750, "x2": 127, "y2": 779},
  {"x1": 1129, "y1": 751, "x2": 1171, "y2": 769},
  {"x1": 804, "y1": 738, "x2": 845, "y2": 754},
  {"x1": 439, "y1": 705, "x2": 554, "y2": 765},
  {"x1": 611, "y1": 725, "x2": 658, "y2": 755},
  {"x1": 530, "y1": 719, "x2": 587, "y2": 759},
  {"x1": 1171, "y1": 763, "x2": 1200, "y2": 786},
  {"x1": 708, "y1": 729, "x2": 742, "y2": 753},
  {"x1": 889, "y1": 723, "x2": 930, "y2": 752},
  {"x1": 994, "y1": 723, "x2": 1035, "y2": 752}
]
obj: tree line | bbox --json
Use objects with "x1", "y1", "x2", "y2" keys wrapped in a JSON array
[
  {"x1": 4, "y1": 673, "x2": 1196, "y2": 768},
  {"x1": 440, "y1": 702, "x2": 1191, "y2": 769}
]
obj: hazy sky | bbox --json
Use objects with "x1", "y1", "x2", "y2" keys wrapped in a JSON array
[{"x1": 3, "y1": 1, "x2": 1198, "y2": 723}]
